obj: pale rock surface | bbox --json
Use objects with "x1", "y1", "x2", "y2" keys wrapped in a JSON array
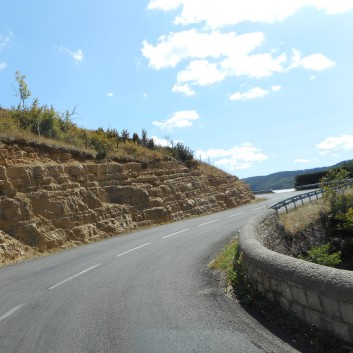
[{"x1": 0, "y1": 140, "x2": 254, "y2": 264}]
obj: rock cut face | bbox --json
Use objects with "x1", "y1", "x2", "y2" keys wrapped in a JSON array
[{"x1": 0, "y1": 140, "x2": 254, "y2": 263}]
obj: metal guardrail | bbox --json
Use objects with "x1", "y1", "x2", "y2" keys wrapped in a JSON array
[
  {"x1": 269, "y1": 189, "x2": 324, "y2": 213},
  {"x1": 270, "y1": 178, "x2": 353, "y2": 213}
]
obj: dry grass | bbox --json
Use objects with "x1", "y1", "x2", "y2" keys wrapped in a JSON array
[
  {"x1": 197, "y1": 161, "x2": 231, "y2": 177},
  {"x1": 279, "y1": 198, "x2": 330, "y2": 233},
  {"x1": 110, "y1": 140, "x2": 165, "y2": 162},
  {"x1": 0, "y1": 131, "x2": 97, "y2": 159}
]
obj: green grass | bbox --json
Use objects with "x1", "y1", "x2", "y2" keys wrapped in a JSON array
[
  {"x1": 210, "y1": 237, "x2": 353, "y2": 353},
  {"x1": 209, "y1": 237, "x2": 238, "y2": 283}
]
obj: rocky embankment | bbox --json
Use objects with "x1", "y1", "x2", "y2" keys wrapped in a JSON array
[{"x1": 0, "y1": 139, "x2": 254, "y2": 265}]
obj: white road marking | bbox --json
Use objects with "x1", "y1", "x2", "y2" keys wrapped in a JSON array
[
  {"x1": 252, "y1": 206, "x2": 265, "y2": 211},
  {"x1": 0, "y1": 305, "x2": 23, "y2": 322},
  {"x1": 162, "y1": 229, "x2": 189, "y2": 239},
  {"x1": 116, "y1": 243, "x2": 151, "y2": 257},
  {"x1": 228, "y1": 212, "x2": 245, "y2": 218},
  {"x1": 49, "y1": 264, "x2": 101, "y2": 290},
  {"x1": 197, "y1": 219, "x2": 220, "y2": 227}
]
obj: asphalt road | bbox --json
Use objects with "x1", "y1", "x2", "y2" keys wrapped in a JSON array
[{"x1": 0, "y1": 191, "x2": 305, "y2": 353}]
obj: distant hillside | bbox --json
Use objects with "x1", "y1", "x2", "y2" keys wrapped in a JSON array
[{"x1": 242, "y1": 160, "x2": 353, "y2": 191}]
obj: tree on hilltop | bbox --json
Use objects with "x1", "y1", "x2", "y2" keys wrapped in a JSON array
[{"x1": 15, "y1": 71, "x2": 31, "y2": 109}]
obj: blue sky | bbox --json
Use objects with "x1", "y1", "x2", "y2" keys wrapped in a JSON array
[{"x1": 1, "y1": 0, "x2": 353, "y2": 178}]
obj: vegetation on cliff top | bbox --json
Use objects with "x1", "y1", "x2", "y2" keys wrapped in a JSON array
[{"x1": 1, "y1": 71, "x2": 230, "y2": 178}]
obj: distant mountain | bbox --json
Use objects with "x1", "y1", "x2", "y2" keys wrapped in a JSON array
[{"x1": 242, "y1": 160, "x2": 353, "y2": 191}]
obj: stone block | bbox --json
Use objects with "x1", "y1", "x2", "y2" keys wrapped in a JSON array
[
  {"x1": 291, "y1": 302, "x2": 305, "y2": 320},
  {"x1": 279, "y1": 296, "x2": 290, "y2": 311},
  {"x1": 332, "y1": 322, "x2": 351, "y2": 343},
  {"x1": 0, "y1": 166, "x2": 7, "y2": 179},
  {"x1": 321, "y1": 295, "x2": 340, "y2": 318},
  {"x1": 261, "y1": 272, "x2": 271, "y2": 291},
  {"x1": 271, "y1": 278, "x2": 281, "y2": 292},
  {"x1": 281, "y1": 282, "x2": 293, "y2": 301},
  {"x1": 340, "y1": 302, "x2": 353, "y2": 325},
  {"x1": 304, "y1": 308, "x2": 321, "y2": 327},
  {"x1": 306, "y1": 289, "x2": 322, "y2": 311},
  {"x1": 291, "y1": 286, "x2": 307, "y2": 306}
]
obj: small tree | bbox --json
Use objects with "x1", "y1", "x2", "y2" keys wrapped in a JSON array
[
  {"x1": 141, "y1": 129, "x2": 148, "y2": 146},
  {"x1": 15, "y1": 71, "x2": 31, "y2": 109},
  {"x1": 320, "y1": 168, "x2": 350, "y2": 216},
  {"x1": 147, "y1": 138, "x2": 155, "y2": 150},
  {"x1": 121, "y1": 129, "x2": 130, "y2": 142},
  {"x1": 132, "y1": 132, "x2": 140, "y2": 143}
]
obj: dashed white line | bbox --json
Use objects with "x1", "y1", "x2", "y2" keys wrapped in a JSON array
[
  {"x1": 116, "y1": 243, "x2": 151, "y2": 257},
  {"x1": 0, "y1": 305, "x2": 23, "y2": 322},
  {"x1": 162, "y1": 229, "x2": 189, "y2": 239},
  {"x1": 228, "y1": 212, "x2": 245, "y2": 218},
  {"x1": 197, "y1": 219, "x2": 220, "y2": 227},
  {"x1": 49, "y1": 264, "x2": 101, "y2": 290}
]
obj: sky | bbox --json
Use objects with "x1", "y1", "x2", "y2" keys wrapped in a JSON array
[{"x1": 1, "y1": 0, "x2": 353, "y2": 178}]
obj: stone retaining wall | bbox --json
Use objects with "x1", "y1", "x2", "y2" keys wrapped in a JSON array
[{"x1": 238, "y1": 209, "x2": 353, "y2": 343}]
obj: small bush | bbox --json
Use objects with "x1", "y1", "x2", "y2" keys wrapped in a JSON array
[{"x1": 299, "y1": 243, "x2": 341, "y2": 267}]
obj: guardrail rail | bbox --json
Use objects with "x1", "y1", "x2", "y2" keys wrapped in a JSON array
[
  {"x1": 269, "y1": 189, "x2": 323, "y2": 213},
  {"x1": 270, "y1": 178, "x2": 353, "y2": 213}
]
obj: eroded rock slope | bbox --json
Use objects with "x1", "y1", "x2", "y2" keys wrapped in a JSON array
[{"x1": 0, "y1": 139, "x2": 254, "y2": 264}]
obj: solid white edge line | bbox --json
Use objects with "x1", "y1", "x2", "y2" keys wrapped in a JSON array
[
  {"x1": 197, "y1": 219, "x2": 220, "y2": 227},
  {"x1": 49, "y1": 264, "x2": 101, "y2": 290},
  {"x1": 116, "y1": 243, "x2": 151, "y2": 257},
  {"x1": 162, "y1": 229, "x2": 189, "y2": 239},
  {"x1": 252, "y1": 206, "x2": 265, "y2": 211},
  {"x1": 228, "y1": 212, "x2": 245, "y2": 218},
  {"x1": 0, "y1": 305, "x2": 23, "y2": 322}
]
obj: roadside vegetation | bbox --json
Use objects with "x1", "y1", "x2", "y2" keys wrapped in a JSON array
[
  {"x1": 211, "y1": 168, "x2": 353, "y2": 352},
  {"x1": 294, "y1": 161, "x2": 353, "y2": 189},
  {"x1": 212, "y1": 236, "x2": 353, "y2": 353},
  {"x1": 1, "y1": 71, "x2": 202, "y2": 169}
]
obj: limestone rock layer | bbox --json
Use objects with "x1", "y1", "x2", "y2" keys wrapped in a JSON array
[{"x1": 0, "y1": 140, "x2": 254, "y2": 263}]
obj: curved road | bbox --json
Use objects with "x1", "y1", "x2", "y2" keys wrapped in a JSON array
[{"x1": 0, "y1": 192, "x2": 304, "y2": 353}]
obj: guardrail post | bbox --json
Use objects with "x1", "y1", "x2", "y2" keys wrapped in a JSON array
[{"x1": 300, "y1": 195, "x2": 304, "y2": 205}]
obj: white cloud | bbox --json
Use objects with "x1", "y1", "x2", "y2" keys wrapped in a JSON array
[
  {"x1": 0, "y1": 31, "x2": 12, "y2": 51},
  {"x1": 147, "y1": 0, "x2": 183, "y2": 11},
  {"x1": 294, "y1": 158, "x2": 312, "y2": 163},
  {"x1": 0, "y1": 62, "x2": 7, "y2": 71},
  {"x1": 300, "y1": 53, "x2": 335, "y2": 71},
  {"x1": 172, "y1": 59, "x2": 226, "y2": 95},
  {"x1": 153, "y1": 110, "x2": 200, "y2": 131},
  {"x1": 106, "y1": 92, "x2": 114, "y2": 97},
  {"x1": 144, "y1": 3, "x2": 339, "y2": 95},
  {"x1": 172, "y1": 83, "x2": 195, "y2": 96},
  {"x1": 196, "y1": 143, "x2": 268, "y2": 171},
  {"x1": 142, "y1": 30, "x2": 264, "y2": 69},
  {"x1": 271, "y1": 85, "x2": 282, "y2": 92},
  {"x1": 147, "y1": 0, "x2": 353, "y2": 28},
  {"x1": 229, "y1": 85, "x2": 281, "y2": 101},
  {"x1": 151, "y1": 136, "x2": 182, "y2": 147},
  {"x1": 222, "y1": 52, "x2": 287, "y2": 78},
  {"x1": 151, "y1": 136, "x2": 170, "y2": 147},
  {"x1": 316, "y1": 134, "x2": 353, "y2": 154},
  {"x1": 57, "y1": 46, "x2": 84, "y2": 63},
  {"x1": 229, "y1": 87, "x2": 269, "y2": 101},
  {"x1": 289, "y1": 49, "x2": 335, "y2": 71},
  {"x1": 142, "y1": 29, "x2": 289, "y2": 94}
]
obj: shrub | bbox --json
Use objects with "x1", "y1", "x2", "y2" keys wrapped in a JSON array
[
  {"x1": 299, "y1": 243, "x2": 341, "y2": 267},
  {"x1": 320, "y1": 168, "x2": 352, "y2": 216}
]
